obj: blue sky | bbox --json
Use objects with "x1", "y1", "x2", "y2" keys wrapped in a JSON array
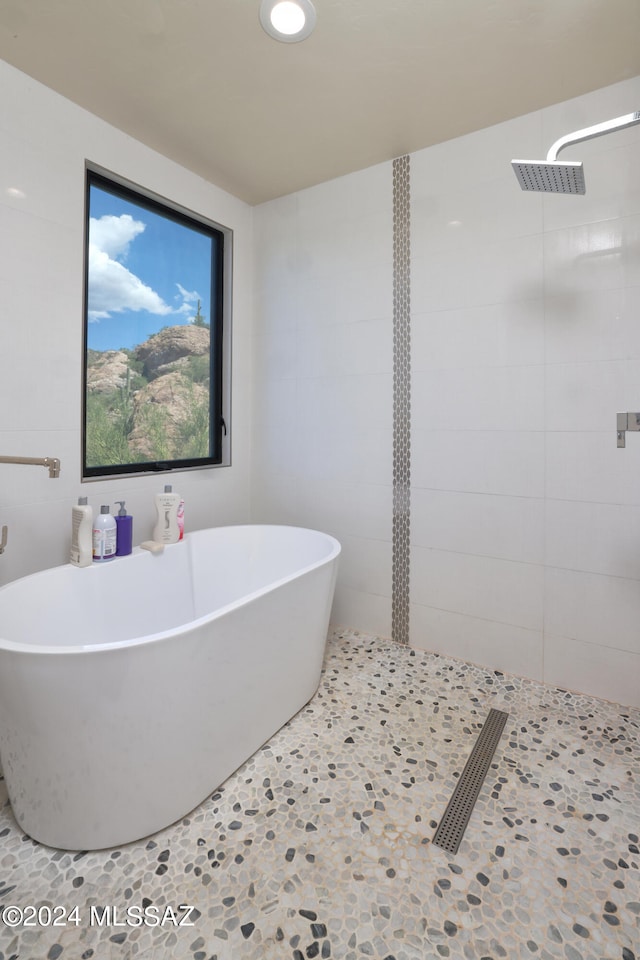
[{"x1": 87, "y1": 185, "x2": 213, "y2": 352}]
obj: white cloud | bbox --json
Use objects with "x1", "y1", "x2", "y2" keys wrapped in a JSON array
[
  {"x1": 173, "y1": 283, "x2": 203, "y2": 318},
  {"x1": 90, "y1": 214, "x2": 145, "y2": 259},
  {"x1": 176, "y1": 283, "x2": 199, "y2": 303},
  {"x1": 88, "y1": 214, "x2": 171, "y2": 322}
]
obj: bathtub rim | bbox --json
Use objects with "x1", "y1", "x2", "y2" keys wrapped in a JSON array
[{"x1": 0, "y1": 524, "x2": 341, "y2": 657}]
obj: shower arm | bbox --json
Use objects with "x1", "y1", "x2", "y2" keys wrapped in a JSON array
[{"x1": 546, "y1": 111, "x2": 640, "y2": 162}]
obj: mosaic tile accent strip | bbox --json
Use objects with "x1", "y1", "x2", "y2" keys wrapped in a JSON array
[
  {"x1": 1, "y1": 627, "x2": 638, "y2": 960},
  {"x1": 392, "y1": 154, "x2": 412, "y2": 646}
]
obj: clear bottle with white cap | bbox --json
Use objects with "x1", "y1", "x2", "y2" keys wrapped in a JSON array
[{"x1": 92, "y1": 505, "x2": 117, "y2": 562}]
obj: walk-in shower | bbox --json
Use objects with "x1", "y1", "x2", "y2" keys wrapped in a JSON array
[{"x1": 512, "y1": 110, "x2": 640, "y2": 194}]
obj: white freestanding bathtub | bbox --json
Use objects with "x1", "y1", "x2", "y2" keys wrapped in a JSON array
[{"x1": 0, "y1": 525, "x2": 340, "y2": 850}]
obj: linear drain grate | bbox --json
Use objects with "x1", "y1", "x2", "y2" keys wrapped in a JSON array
[{"x1": 432, "y1": 707, "x2": 509, "y2": 854}]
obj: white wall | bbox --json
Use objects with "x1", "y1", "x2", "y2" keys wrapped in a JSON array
[
  {"x1": 410, "y1": 77, "x2": 640, "y2": 707},
  {"x1": 253, "y1": 75, "x2": 640, "y2": 707},
  {"x1": 252, "y1": 166, "x2": 394, "y2": 634},
  {"x1": 0, "y1": 61, "x2": 253, "y2": 586}
]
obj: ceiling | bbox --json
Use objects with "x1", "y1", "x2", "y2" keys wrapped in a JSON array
[{"x1": 0, "y1": 0, "x2": 639, "y2": 205}]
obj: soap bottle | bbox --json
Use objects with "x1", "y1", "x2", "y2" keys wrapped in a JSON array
[
  {"x1": 153, "y1": 484, "x2": 182, "y2": 544},
  {"x1": 114, "y1": 500, "x2": 133, "y2": 556},
  {"x1": 70, "y1": 496, "x2": 92, "y2": 567},
  {"x1": 93, "y1": 505, "x2": 117, "y2": 562}
]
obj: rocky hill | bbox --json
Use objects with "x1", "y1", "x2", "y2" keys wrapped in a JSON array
[
  {"x1": 86, "y1": 324, "x2": 211, "y2": 467},
  {"x1": 135, "y1": 324, "x2": 210, "y2": 379}
]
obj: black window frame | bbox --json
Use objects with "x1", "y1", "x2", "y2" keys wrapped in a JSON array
[{"x1": 82, "y1": 167, "x2": 228, "y2": 480}]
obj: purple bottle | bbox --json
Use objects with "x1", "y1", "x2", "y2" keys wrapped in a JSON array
[{"x1": 114, "y1": 501, "x2": 133, "y2": 556}]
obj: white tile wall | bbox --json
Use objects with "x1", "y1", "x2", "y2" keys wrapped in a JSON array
[
  {"x1": 412, "y1": 301, "x2": 545, "y2": 371},
  {"x1": 545, "y1": 360, "x2": 629, "y2": 432},
  {"x1": 545, "y1": 286, "x2": 640, "y2": 365},
  {"x1": 544, "y1": 500, "x2": 640, "y2": 580},
  {"x1": 408, "y1": 75, "x2": 640, "y2": 707},
  {"x1": 411, "y1": 489, "x2": 545, "y2": 565},
  {"x1": 0, "y1": 61, "x2": 253, "y2": 587},
  {"x1": 409, "y1": 111, "x2": 543, "y2": 195},
  {"x1": 412, "y1": 365, "x2": 545, "y2": 432},
  {"x1": 412, "y1": 546, "x2": 544, "y2": 633},
  {"x1": 252, "y1": 163, "x2": 393, "y2": 629},
  {"x1": 543, "y1": 632, "x2": 640, "y2": 707},
  {"x1": 410, "y1": 603, "x2": 544, "y2": 681},
  {"x1": 545, "y1": 567, "x2": 640, "y2": 656},
  {"x1": 545, "y1": 432, "x2": 640, "y2": 505},
  {"x1": 544, "y1": 216, "x2": 640, "y2": 298},
  {"x1": 411, "y1": 428, "x2": 545, "y2": 499},
  {"x1": 412, "y1": 234, "x2": 545, "y2": 314},
  {"x1": 221, "y1": 64, "x2": 640, "y2": 710},
  {"x1": 253, "y1": 74, "x2": 640, "y2": 707}
]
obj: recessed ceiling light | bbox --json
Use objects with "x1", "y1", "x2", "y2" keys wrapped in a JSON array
[{"x1": 259, "y1": 0, "x2": 316, "y2": 43}]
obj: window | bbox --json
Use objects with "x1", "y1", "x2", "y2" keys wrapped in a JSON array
[{"x1": 82, "y1": 167, "x2": 230, "y2": 479}]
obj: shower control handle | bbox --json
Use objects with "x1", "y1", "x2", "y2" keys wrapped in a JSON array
[{"x1": 617, "y1": 411, "x2": 640, "y2": 448}]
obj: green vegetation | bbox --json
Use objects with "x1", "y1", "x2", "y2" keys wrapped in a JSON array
[
  {"x1": 134, "y1": 402, "x2": 173, "y2": 462},
  {"x1": 184, "y1": 353, "x2": 210, "y2": 384},
  {"x1": 85, "y1": 326, "x2": 211, "y2": 468},
  {"x1": 85, "y1": 393, "x2": 132, "y2": 466},
  {"x1": 177, "y1": 384, "x2": 210, "y2": 459},
  {"x1": 192, "y1": 299, "x2": 209, "y2": 328}
]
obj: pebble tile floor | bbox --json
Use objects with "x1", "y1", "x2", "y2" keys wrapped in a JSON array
[{"x1": 0, "y1": 627, "x2": 639, "y2": 960}]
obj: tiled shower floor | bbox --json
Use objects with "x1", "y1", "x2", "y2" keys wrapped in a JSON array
[{"x1": 0, "y1": 628, "x2": 638, "y2": 960}]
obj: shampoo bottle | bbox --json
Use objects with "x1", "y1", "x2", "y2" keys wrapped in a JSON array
[
  {"x1": 114, "y1": 500, "x2": 133, "y2": 556},
  {"x1": 93, "y1": 505, "x2": 117, "y2": 562},
  {"x1": 153, "y1": 484, "x2": 182, "y2": 544},
  {"x1": 70, "y1": 496, "x2": 92, "y2": 567}
]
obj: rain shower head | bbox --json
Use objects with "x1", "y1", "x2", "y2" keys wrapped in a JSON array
[
  {"x1": 512, "y1": 110, "x2": 640, "y2": 195},
  {"x1": 512, "y1": 159, "x2": 585, "y2": 194}
]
